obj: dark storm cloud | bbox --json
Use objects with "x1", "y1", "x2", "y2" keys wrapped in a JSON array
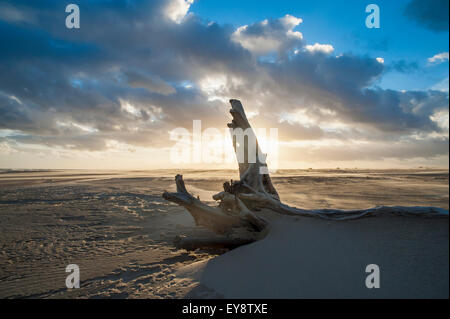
[
  {"x1": 0, "y1": 0, "x2": 448, "y2": 162},
  {"x1": 404, "y1": 0, "x2": 449, "y2": 32},
  {"x1": 0, "y1": 94, "x2": 34, "y2": 131}
]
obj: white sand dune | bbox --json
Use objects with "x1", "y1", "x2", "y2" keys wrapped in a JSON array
[{"x1": 178, "y1": 212, "x2": 449, "y2": 298}]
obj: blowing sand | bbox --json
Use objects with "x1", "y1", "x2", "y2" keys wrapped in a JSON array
[{"x1": 0, "y1": 169, "x2": 448, "y2": 298}]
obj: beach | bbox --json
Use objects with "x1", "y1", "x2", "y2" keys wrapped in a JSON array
[{"x1": 0, "y1": 169, "x2": 448, "y2": 298}]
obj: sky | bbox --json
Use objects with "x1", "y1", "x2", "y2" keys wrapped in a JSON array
[{"x1": 0, "y1": 0, "x2": 448, "y2": 169}]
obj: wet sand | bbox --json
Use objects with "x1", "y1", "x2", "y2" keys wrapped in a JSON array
[{"x1": 0, "y1": 169, "x2": 448, "y2": 298}]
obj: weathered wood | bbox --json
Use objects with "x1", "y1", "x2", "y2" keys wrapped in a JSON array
[
  {"x1": 162, "y1": 174, "x2": 266, "y2": 239},
  {"x1": 162, "y1": 99, "x2": 448, "y2": 245},
  {"x1": 227, "y1": 99, "x2": 279, "y2": 201},
  {"x1": 162, "y1": 99, "x2": 277, "y2": 240}
]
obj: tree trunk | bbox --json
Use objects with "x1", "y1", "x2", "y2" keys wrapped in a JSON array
[{"x1": 162, "y1": 99, "x2": 448, "y2": 246}]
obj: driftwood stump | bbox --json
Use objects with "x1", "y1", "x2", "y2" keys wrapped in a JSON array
[{"x1": 162, "y1": 99, "x2": 448, "y2": 249}]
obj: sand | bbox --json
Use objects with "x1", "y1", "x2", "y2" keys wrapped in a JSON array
[
  {"x1": 0, "y1": 169, "x2": 448, "y2": 298},
  {"x1": 179, "y1": 213, "x2": 448, "y2": 298}
]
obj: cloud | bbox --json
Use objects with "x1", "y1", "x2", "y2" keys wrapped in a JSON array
[
  {"x1": 305, "y1": 43, "x2": 334, "y2": 54},
  {"x1": 124, "y1": 71, "x2": 176, "y2": 95},
  {"x1": 0, "y1": 2, "x2": 36, "y2": 24},
  {"x1": 432, "y1": 77, "x2": 449, "y2": 92},
  {"x1": 0, "y1": 0, "x2": 448, "y2": 167},
  {"x1": 231, "y1": 14, "x2": 303, "y2": 55},
  {"x1": 428, "y1": 52, "x2": 449, "y2": 64},
  {"x1": 282, "y1": 137, "x2": 449, "y2": 162},
  {"x1": 404, "y1": 0, "x2": 449, "y2": 32},
  {"x1": 164, "y1": 0, "x2": 194, "y2": 24}
]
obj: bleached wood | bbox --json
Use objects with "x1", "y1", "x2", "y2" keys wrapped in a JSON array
[{"x1": 162, "y1": 99, "x2": 448, "y2": 247}]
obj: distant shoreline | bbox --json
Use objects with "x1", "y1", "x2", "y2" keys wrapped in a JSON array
[{"x1": 1, "y1": 167, "x2": 449, "y2": 173}]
